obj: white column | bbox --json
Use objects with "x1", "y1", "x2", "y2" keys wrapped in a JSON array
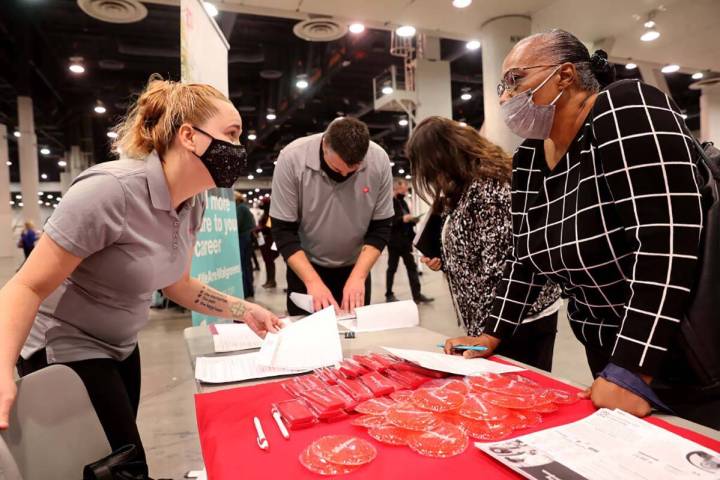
[
  {"x1": 415, "y1": 36, "x2": 453, "y2": 122},
  {"x1": 480, "y1": 15, "x2": 531, "y2": 153},
  {"x1": 636, "y1": 62, "x2": 670, "y2": 95},
  {"x1": 17, "y1": 96, "x2": 40, "y2": 226},
  {"x1": 69, "y1": 145, "x2": 82, "y2": 181},
  {"x1": 699, "y1": 82, "x2": 720, "y2": 145},
  {"x1": 0, "y1": 125, "x2": 14, "y2": 257}
]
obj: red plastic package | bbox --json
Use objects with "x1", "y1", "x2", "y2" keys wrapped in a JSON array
[
  {"x1": 338, "y1": 360, "x2": 367, "y2": 379},
  {"x1": 273, "y1": 399, "x2": 318, "y2": 430},
  {"x1": 392, "y1": 361, "x2": 447, "y2": 379},
  {"x1": 299, "y1": 445, "x2": 359, "y2": 476},
  {"x1": 459, "y1": 393, "x2": 512, "y2": 421},
  {"x1": 504, "y1": 410, "x2": 542, "y2": 430},
  {"x1": 351, "y1": 414, "x2": 390, "y2": 428},
  {"x1": 384, "y1": 368, "x2": 431, "y2": 389},
  {"x1": 336, "y1": 377, "x2": 374, "y2": 402},
  {"x1": 368, "y1": 353, "x2": 398, "y2": 370},
  {"x1": 353, "y1": 354, "x2": 387, "y2": 372},
  {"x1": 539, "y1": 388, "x2": 580, "y2": 406},
  {"x1": 314, "y1": 367, "x2": 339, "y2": 386},
  {"x1": 355, "y1": 397, "x2": 396, "y2": 416},
  {"x1": 281, "y1": 380, "x2": 306, "y2": 398},
  {"x1": 327, "y1": 384, "x2": 358, "y2": 410},
  {"x1": 359, "y1": 371, "x2": 396, "y2": 397},
  {"x1": 456, "y1": 417, "x2": 513, "y2": 441},
  {"x1": 423, "y1": 378, "x2": 470, "y2": 395},
  {"x1": 311, "y1": 435, "x2": 377, "y2": 466},
  {"x1": 411, "y1": 387, "x2": 466, "y2": 412},
  {"x1": 481, "y1": 391, "x2": 540, "y2": 409},
  {"x1": 389, "y1": 389, "x2": 414, "y2": 402},
  {"x1": 407, "y1": 423, "x2": 469, "y2": 458},
  {"x1": 368, "y1": 425, "x2": 417, "y2": 446},
  {"x1": 386, "y1": 404, "x2": 441, "y2": 431},
  {"x1": 299, "y1": 388, "x2": 346, "y2": 412}
]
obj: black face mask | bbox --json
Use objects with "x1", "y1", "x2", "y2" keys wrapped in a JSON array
[
  {"x1": 192, "y1": 126, "x2": 247, "y2": 188},
  {"x1": 319, "y1": 141, "x2": 355, "y2": 183}
]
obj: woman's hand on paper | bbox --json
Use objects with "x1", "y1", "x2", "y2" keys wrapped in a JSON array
[
  {"x1": 243, "y1": 303, "x2": 283, "y2": 338},
  {"x1": 580, "y1": 377, "x2": 652, "y2": 417},
  {"x1": 443, "y1": 334, "x2": 501, "y2": 359},
  {"x1": 421, "y1": 257, "x2": 442, "y2": 271}
]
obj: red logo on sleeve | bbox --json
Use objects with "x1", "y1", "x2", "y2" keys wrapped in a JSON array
[{"x1": 363, "y1": 186, "x2": 370, "y2": 194}]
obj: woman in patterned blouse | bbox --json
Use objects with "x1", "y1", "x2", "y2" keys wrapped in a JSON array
[
  {"x1": 463, "y1": 30, "x2": 717, "y2": 428},
  {"x1": 406, "y1": 116, "x2": 562, "y2": 371}
]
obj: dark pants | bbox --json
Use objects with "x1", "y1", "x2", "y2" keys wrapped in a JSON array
[
  {"x1": 385, "y1": 245, "x2": 422, "y2": 301},
  {"x1": 495, "y1": 312, "x2": 558, "y2": 372},
  {"x1": 239, "y1": 233, "x2": 254, "y2": 298},
  {"x1": 260, "y1": 244, "x2": 276, "y2": 284},
  {"x1": 584, "y1": 344, "x2": 720, "y2": 429},
  {"x1": 16, "y1": 347, "x2": 146, "y2": 463},
  {"x1": 286, "y1": 262, "x2": 371, "y2": 315}
]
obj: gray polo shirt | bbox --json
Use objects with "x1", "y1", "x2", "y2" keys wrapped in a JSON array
[
  {"x1": 270, "y1": 133, "x2": 394, "y2": 268},
  {"x1": 22, "y1": 152, "x2": 205, "y2": 363}
]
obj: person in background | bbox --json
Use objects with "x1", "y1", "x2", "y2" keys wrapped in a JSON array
[
  {"x1": 407, "y1": 116, "x2": 561, "y2": 371},
  {"x1": 256, "y1": 198, "x2": 278, "y2": 289},
  {"x1": 18, "y1": 221, "x2": 38, "y2": 259},
  {"x1": 235, "y1": 192, "x2": 256, "y2": 299},
  {"x1": 271, "y1": 117, "x2": 394, "y2": 315},
  {"x1": 465, "y1": 30, "x2": 717, "y2": 428},
  {"x1": 385, "y1": 179, "x2": 433, "y2": 304},
  {"x1": 0, "y1": 77, "x2": 282, "y2": 473}
]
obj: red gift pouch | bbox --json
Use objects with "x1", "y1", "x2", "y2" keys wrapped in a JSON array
[
  {"x1": 384, "y1": 369, "x2": 432, "y2": 389},
  {"x1": 336, "y1": 377, "x2": 374, "y2": 402},
  {"x1": 299, "y1": 388, "x2": 346, "y2": 412},
  {"x1": 273, "y1": 399, "x2": 318, "y2": 430},
  {"x1": 360, "y1": 371, "x2": 396, "y2": 397},
  {"x1": 327, "y1": 384, "x2": 359, "y2": 410},
  {"x1": 391, "y1": 361, "x2": 447, "y2": 379},
  {"x1": 369, "y1": 353, "x2": 400, "y2": 370},
  {"x1": 353, "y1": 355, "x2": 387, "y2": 372},
  {"x1": 337, "y1": 360, "x2": 366, "y2": 379}
]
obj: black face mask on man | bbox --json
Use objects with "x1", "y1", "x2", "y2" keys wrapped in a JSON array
[{"x1": 192, "y1": 126, "x2": 247, "y2": 188}]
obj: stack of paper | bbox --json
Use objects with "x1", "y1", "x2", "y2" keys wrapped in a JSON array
[
  {"x1": 382, "y1": 347, "x2": 524, "y2": 376},
  {"x1": 194, "y1": 352, "x2": 309, "y2": 384},
  {"x1": 257, "y1": 306, "x2": 344, "y2": 370},
  {"x1": 339, "y1": 301, "x2": 419, "y2": 332},
  {"x1": 211, "y1": 323, "x2": 263, "y2": 353}
]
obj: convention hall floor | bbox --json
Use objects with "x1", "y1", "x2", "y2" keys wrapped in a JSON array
[{"x1": 2, "y1": 250, "x2": 591, "y2": 479}]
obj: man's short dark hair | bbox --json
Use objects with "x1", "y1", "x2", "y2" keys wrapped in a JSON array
[{"x1": 324, "y1": 117, "x2": 370, "y2": 166}]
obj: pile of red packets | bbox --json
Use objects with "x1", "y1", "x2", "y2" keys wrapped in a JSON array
[{"x1": 274, "y1": 354, "x2": 581, "y2": 473}]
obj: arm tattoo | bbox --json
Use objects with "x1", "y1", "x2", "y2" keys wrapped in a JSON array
[{"x1": 229, "y1": 301, "x2": 247, "y2": 319}]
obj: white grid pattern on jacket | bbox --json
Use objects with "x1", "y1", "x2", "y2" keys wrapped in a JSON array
[{"x1": 487, "y1": 80, "x2": 704, "y2": 375}]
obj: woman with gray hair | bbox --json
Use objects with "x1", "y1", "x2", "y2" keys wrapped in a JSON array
[{"x1": 454, "y1": 30, "x2": 716, "y2": 428}]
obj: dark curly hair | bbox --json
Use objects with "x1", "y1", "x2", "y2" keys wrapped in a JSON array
[{"x1": 324, "y1": 117, "x2": 370, "y2": 166}]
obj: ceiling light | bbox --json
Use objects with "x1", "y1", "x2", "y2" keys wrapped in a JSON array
[
  {"x1": 390, "y1": 161, "x2": 395, "y2": 167},
  {"x1": 640, "y1": 29, "x2": 660, "y2": 42},
  {"x1": 461, "y1": 92, "x2": 472, "y2": 101},
  {"x1": 94, "y1": 101, "x2": 106, "y2": 114},
  {"x1": 396, "y1": 25, "x2": 416, "y2": 37},
  {"x1": 38, "y1": 192, "x2": 44, "y2": 196},
  {"x1": 107, "y1": 131, "x2": 118, "y2": 139},
  {"x1": 625, "y1": 63, "x2": 637, "y2": 70},
  {"x1": 692, "y1": 72, "x2": 704, "y2": 80},
  {"x1": 13, "y1": 131, "x2": 20, "y2": 138},
  {"x1": 6, "y1": 161, "x2": 11, "y2": 166},
  {"x1": 296, "y1": 78, "x2": 309, "y2": 90},
  {"x1": 18, "y1": 202, "x2": 23, "y2": 207},
  {"x1": 349, "y1": 23, "x2": 365, "y2": 34},
  {"x1": 68, "y1": 57, "x2": 85, "y2": 74},
  {"x1": 9, "y1": 201, "x2": 13, "y2": 206},
  {"x1": 643, "y1": 20, "x2": 656, "y2": 29},
  {"x1": 459, "y1": 121, "x2": 468, "y2": 127},
  {"x1": 44, "y1": 202, "x2": 50, "y2": 206},
  {"x1": 273, "y1": 160, "x2": 277, "y2": 165},
  {"x1": 203, "y1": 2, "x2": 218, "y2": 17},
  {"x1": 398, "y1": 168, "x2": 405, "y2": 174},
  {"x1": 48, "y1": 194, "x2": 54, "y2": 199},
  {"x1": 247, "y1": 174, "x2": 254, "y2": 180},
  {"x1": 247, "y1": 132, "x2": 257, "y2": 141},
  {"x1": 264, "y1": 193, "x2": 270, "y2": 198},
  {"x1": 452, "y1": 0, "x2": 472, "y2": 8},
  {"x1": 37, "y1": 200, "x2": 43, "y2": 205},
  {"x1": 15, "y1": 194, "x2": 21, "y2": 199},
  {"x1": 661, "y1": 64, "x2": 680, "y2": 74},
  {"x1": 256, "y1": 168, "x2": 262, "y2": 173},
  {"x1": 255, "y1": 188, "x2": 260, "y2": 193},
  {"x1": 58, "y1": 160, "x2": 67, "y2": 167},
  {"x1": 247, "y1": 191, "x2": 253, "y2": 195},
  {"x1": 466, "y1": 40, "x2": 480, "y2": 51},
  {"x1": 382, "y1": 85, "x2": 394, "y2": 95},
  {"x1": 266, "y1": 110, "x2": 277, "y2": 121},
  {"x1": 41, "y1": 173, "x2": 47, "y2": 180},
  {"x1": 398, "y1": 119, "x2": 409, "y2": 127},
  {"x1": 40, "y1": 147, "x2": 50, "y2": 155},
  {"x1": 53, "y1": 204, "x2": 58, "y2": 209},
  {"x1": 405, "y1": 175, "x2": 412, "y2": 180}
]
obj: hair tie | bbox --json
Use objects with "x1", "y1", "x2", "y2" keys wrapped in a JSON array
[{"x1": 590, "y1": 49, "x2": 609, "y2": 72}]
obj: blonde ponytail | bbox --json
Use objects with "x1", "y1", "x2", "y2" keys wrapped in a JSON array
[{"x1": 113, "y1": 74, "x2": 230, "y2": 159}]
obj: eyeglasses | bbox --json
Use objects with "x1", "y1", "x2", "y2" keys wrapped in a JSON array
[{"x1": 497, "y1": 64, "x2": 559, "y2": 97}]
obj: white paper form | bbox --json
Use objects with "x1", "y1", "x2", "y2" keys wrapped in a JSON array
[
  {"x1": 194, "y1": 352, "x2": 309, "y2": 383},
  {"x1": 256, "y1": 306, "x2": 343, "y2": 371},
  {"x1": 289, "y1": 292, "x2": 315, "y2": 313},
  {"x1": 338, "y1": 301, "x2": 419, "y2": 332},
  {"x1": 476, "y1": 409, "x2": 720, "y2": 480},
  {"x1": 382, "y1": 347, "x2": 524, "y2": 376},
  {"x1": 211, "y1": 323, "x2": 263, "y2": 353}
]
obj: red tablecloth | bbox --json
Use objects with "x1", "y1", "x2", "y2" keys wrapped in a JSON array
[{"x1": 195, "y1": 367, "x2": 720, "y2": 479}]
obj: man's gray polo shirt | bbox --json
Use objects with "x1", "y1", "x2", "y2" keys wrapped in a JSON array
[
  {"x1": 270, "y1": 133, "x2": 394, "y2": 268},
  {"x1": 22, "y1": 152, "x2": 205, "y2": 363}
]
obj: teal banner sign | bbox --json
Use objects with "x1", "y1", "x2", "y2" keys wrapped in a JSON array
[{"x1": 190, "y1": 188, "x2": 243, "y2": 326}]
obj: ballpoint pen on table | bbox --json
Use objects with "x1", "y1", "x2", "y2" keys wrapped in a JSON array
[
  {"x1": 254, "y1": 416, "x2": 269, "y2": 450},
  {"x1": 436, "y1": 343, "x2": 488, "y2": 352},
  {"x1": 271, "y1": 406, "x2": 290, "y2": 439}
]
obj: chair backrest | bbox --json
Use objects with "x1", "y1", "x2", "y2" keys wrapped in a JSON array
[
  {"x1": 0, "y1": 365, "x2": 111, "y2": 480},
  {"x1": 0, "y1": 435, "x2": 21, "y2": 480}
]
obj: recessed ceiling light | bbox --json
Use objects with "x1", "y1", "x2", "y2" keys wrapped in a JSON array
[
  {"x1": 38, "y1": 192, "x2": 44, "y2": 196},
  {"x1": 107, "y1": 131, "x2": 118, "y2": 139},
  {"x1": 48, "y1": 194, "x2": 54, "y2": 199},
  {"x1": 625, "y1": 63, "x2": 637, "y2": 70},
  {"x1": 692, "y1": 72, "x2": 704, "y2": 80},
  {"x1": 349, "y1": 23, "x2": 365, "y2": 34},
  {"x1": 390, "y1": 161, "x2": 396, "y2": 167},
  {"x1": 296, "y1": 78, "x2": 309, "y2": 90},
  {"x1": 256, "y1": 168, "x2": 262, "y2": 174},
  {"x1": 37, "y1": 200, "x2": 43, "y2": 205},
  {"x1": 661, "y1": 64, "x2": 680, "y2": 74},
  {"x1": 15, "y1": 194, "x2": 21, "y2": 199},
  {"x1": 266, "y1": 111, "x2": 277, "y2": 121},
  {"x1": 461, "y1": 92, "x2": 472, "y2": 101},
  {"x1": 382, "y1": 85, "x2": 394, "y2": 95},
  {"x1": 40, "y1": 148, "x2": 50, "y2": 155},
  {"x1": 13, "y1": 131, "x2": 21, "y2": 138},
  {"x1": 58, "y1": 160, "x2": 67, "y2": 167},
  {"x1": 643, "y1": 20, "x2": 656, "y2": 29},
  {"x1": 44, "y1": 202, "x2": 50, "y2": 206},
  {"x1": 398, "y1": 168, "x2": 405, "y2": 174},
  {"x1": 248, "y1": 133, "x2": 257, "y2": 141},
  {"x1": 640, "y1": 29, "x2": 660, "y2": 42},
  {"x1": 18, "y1": 202, "x2": 23, "y2": 207},
  {"x1": 94, "y1": 101, "x2": 106, "y2": 114},
  {"x1": 405, "y1": 174, "x2": 412, "y2": 180},
  {"x1": 459, "y1": 121, "x2": 468, "y2": 127},
  {"x1": 396, "y1": 25, "x2": 416, "y2": 37},
  {"x1": 247, "y1": 174, "x2": 254, "y2": 180},
  {"x1": 68, "y1": 62, "x2": 85, "y2": 74},
  {"x1": 398, "y1": 119, "x2": 409, "y2": 127},
  {"x1": 466, "y1": 40, "x2": 480, "y2": 51},
  {"x1": 203, "y1": 2, "x2": 218, "y2": 17},
  {"x1": 41, "y1": 173, "x2": 48, "y2": 180},
  {"x1": 452, "y1": 0, "x2": 472, "y2": 8},
  {"x1": 255, "y1": 188, "x2": 260, "y2": 193},
  {"x1": 5, "y1": 161, "x2": 11, "y2": 166}
]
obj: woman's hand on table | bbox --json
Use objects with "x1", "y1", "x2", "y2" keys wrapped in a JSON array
[
  {"x1": 443, "y1": 334, "x2": 502, "y2": 359},
  {"x1": 580, "y1": 377, "x2": 652, "y2": 417},
  {"x1": 241, "y1": 303, "x2": 283, "y2": 338},
  {"x1": 421, "y1": 257, "x2": 442, "y2": 271}
]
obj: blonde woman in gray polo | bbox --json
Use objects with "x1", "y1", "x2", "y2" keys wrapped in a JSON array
[{"x1": 0, "y1": 77, "x2": 282, "y2": 472}]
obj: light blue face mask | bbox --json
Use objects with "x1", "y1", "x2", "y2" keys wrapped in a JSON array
[{"x1": 500, "y1": 65, "x2": 564, "y2": 140}]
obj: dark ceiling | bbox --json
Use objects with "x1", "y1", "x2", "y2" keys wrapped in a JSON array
[{"x1": 0, "y1": 0, "x2": 701, "y2": 186}]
